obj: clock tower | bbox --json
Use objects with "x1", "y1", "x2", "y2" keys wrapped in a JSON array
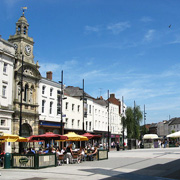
[{"x1": 8, "y1": 11, "x2": 41, "y2": 152}]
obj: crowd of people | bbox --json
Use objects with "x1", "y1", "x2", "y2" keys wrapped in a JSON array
[{"x1": 18, "y1": 142, "x2": 102, "y2": 166}]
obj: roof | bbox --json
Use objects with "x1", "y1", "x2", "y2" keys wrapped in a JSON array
[
  {"x1": 94, "y1": 99, "x2": 107, "y2": 106},
  {"x1": 169, "y1": 117, "x2": 180, "y2": 125},
  {"x1": 18, "y1": 15, "x2": 28, "y2": 23},
  {"x1": 64, "y1": 86, "x2": 93, "y2": 99},
  {"x1": 149, "y1": 123, "x2": 157, "y2": 128}
]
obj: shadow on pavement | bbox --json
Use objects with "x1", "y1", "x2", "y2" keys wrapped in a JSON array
[{"x1": 80, "y1": 158, "x2": 180, "y2": 180}]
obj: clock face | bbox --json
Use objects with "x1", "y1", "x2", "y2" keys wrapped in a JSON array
[
  {"x1": 13, "y1": 43, "x2": 18, "y2": 51},
  {"x1": 25, "y1": 45, "x2": 31, "y2": 56}
]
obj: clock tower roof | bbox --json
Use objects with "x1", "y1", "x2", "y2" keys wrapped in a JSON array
[{"x1": 18, "y1": 14, "x2": 28, "y2": 23}]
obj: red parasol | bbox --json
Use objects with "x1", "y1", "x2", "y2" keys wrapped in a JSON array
[
  {"x1": 30, "y1": 132, "x2": 68, "y2": 141},
  {"x1": 82, "y1": 133, "x2": 101, "y2": 139},
  {"x1": 27, "y1": 135, "x2": 44, "y2": 142}
]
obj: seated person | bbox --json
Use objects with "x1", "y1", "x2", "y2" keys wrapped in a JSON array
[{"x1": 87, "y1": 147, "x2": 98, "y2": 161}]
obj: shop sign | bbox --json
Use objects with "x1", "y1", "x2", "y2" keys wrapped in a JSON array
[{"x1": 19, "y1": 157, "x2": 29, "y2": 165}]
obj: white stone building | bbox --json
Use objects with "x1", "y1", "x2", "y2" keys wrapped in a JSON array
[
  {"x1": 38, "y1": 71, "x2": 62, "y2": 135},
  {"x1": 0, "y1": 37, "x2": 15, "y2": 153}
]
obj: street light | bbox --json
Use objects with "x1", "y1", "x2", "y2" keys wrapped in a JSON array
[
  {"x1": 107, "y1": 90, "x2": 110, "y2": 152},
  {"x1": 144, "y1": 104, "x2": 147, "y2": 134},
  {"x1": 122, "y1": 96, "x2": 125, "y2": 150},
  {"x1": 19, "y1": 53, "x2": 24, "y2": 154},
  {"x1": 58, "y1": 70, "x2": 67, "y2": 135}
]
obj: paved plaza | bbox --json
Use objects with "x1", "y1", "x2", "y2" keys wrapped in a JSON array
[{"x1": 1, "y1": 147, "x2": 180, "y2": 180}]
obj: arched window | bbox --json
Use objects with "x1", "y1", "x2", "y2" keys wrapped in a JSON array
[
  {"x1": 24, "y1": 84, "x2": 28, "y2": 102},
  {"x1": 21, "y1": 123, "x2": 32, "y2": 137},
  {"x1": 24, "y1": 26, "x2": 27, "y2": 35},
  {"x1": 42, "y1": 86, "x2": 46, "y2": 95},
  {"x1": 18, "y1": 26, "x2": 21, "y2": 34}
]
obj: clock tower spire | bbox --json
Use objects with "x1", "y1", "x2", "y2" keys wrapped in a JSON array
[
  {"x1": 8, "y1": 10, "x2": 41, "y2": 152},
  {"x1": 8, "y1": 8, "x2": 35, "y2": 65}
]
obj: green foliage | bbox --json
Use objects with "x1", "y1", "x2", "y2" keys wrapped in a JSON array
[
  {"x1": 171, "y1": 130, "x2": 175, "y2": 133},
  {"x1": 122, "y1": 105, "x2": 143, "y2": 139}
]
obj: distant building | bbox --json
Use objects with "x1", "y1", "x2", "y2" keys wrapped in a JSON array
[
  {"x1": 157, "y1": 120, "x2": 171, "y2": 137},
  {"x1": 149, "y1": 123, "x2": 157, "y2": 134},
  {"x1": 168, "y1": 117, "x2": 180, "y2": 133}
]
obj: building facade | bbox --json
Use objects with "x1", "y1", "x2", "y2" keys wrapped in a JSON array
[
  {"x1": 8, "y1": 13, "x2": 41, "y2": 152},
  {"x1": 0, "y1": 38, "x2": 15, "y2": 152}
]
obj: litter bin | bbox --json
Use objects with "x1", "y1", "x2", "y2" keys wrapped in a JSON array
[{"x1": 4, "y1": 153, "x2": 11, "y2": 169}]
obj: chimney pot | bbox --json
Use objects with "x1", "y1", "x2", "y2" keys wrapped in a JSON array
[{"x1": 46, "y1": 71, "x2": 52, "y2": 80}]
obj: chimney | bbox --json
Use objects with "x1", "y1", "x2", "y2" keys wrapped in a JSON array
[
  {"x1": 110, "y1": 94, "x2": 115, "y2": 98},
  {"x1": 100, "y1": 96, "x2": 103, "y2": 100},
  {"x1": 46, "y1": 71, "x2": 52, "y2": 80}
]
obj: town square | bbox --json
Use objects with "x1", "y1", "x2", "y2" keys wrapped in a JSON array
[{"x1": 1, "y1": 1, "x2": 180, "y2": 180}]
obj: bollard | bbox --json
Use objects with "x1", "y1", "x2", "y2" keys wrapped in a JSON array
[{"x1": 4, "y1": 153, "x2": 11, "y2": 169}]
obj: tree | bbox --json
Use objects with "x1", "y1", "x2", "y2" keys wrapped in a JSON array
[
  {"x1": 123, "y1": 105, "x2": 143, "y2": 140},
  {"x1": 133, "y1": 105, "x2": 143, "y2": 139}
]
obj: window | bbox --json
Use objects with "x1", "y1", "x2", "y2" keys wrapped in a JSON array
[
  {"x1": 50, "y1": 102, "x2": 53, "y2": 114},
  {"x1": 72, "y1": 119, "x2": 74, "y2": 126},
  {"x1": 42, "y1": 86, "x2": 46, "y2": 94},
  {"x1": 3, "y1": 63, "x2": 7, "y2": 73},
  {"x1": 42, "y1": 100, "x2": 45, "y2": 113},
  {"x1": 2, "y1": 85, "x2": 6, "y2": 97},
  {"x1": 66, "y1": 102, "x2": 68, "y2": 110},
  {"x1": 95, "y1": 109, "x2": 97, "y2": 114},
  {"x1": 24, "y1": 26, "x2": 27, "y2": 35},
  {"x1": 77, "y1": 105, "x2": 80, "y2": 112},
  {"x1": 65, "y1": 118, "x2": 68, "y2": 127},
  {"x1": 72, "y1": 104, "x2": 74, "y2": 111},
  {"x1": 89, "y1": 105, "x2": 91, "y2": 114},
  {"x1": 24, "y1": 84, "x2": 28, "y2": 102},
  {"x1": 57, "y1": 90, "x2": 61, "y2": 115},
  {"x1": 78, "y1": 120, "x2": 80, "y2": 127},
  {"x1": 0, "y1": 120, "x2": 6, "y2": 126},
  {"x1": 89, "y1": 122, "x2": 91, "y2": 131},
  {"x1": 50, "y1": 88, "x2": 53, "y2": 96},
  {"x1": 86, "y1": 121, "x2": 88, "y2": 130}
]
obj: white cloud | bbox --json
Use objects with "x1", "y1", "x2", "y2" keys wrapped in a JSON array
[
  {"x1": 140, "y1": 17, "x2": 153, "y2": 23},
  {"x1": 107, "y1": 22, "x2": 130, "y2": 34},
  {"x1": 144, "y1": 29, "x2": 155, "y2": 42},
  {"x1": 85, "y1": 25, "x2": 100, "y2": 33}
]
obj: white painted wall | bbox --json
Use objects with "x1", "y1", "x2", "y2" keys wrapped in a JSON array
[{"x1": 0, "y1": 38, "x2": 15, "y2": 153}]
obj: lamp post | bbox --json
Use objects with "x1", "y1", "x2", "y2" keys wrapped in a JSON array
[
  {"x1": 144, "y1": 104, "x2": 147, "y2": 135},
  {"x1": 122, "y1": 96, "x2": 125, "y2": 150},
  {"x1": 107, "y1": 90, "x2": 110, "y2": 152},
  {"x1": 60, "y1": 70, "x2": 63, "y2": 135},
  {"x1": 19, "y1": 53, "x2": 24, "y2": 154},
  {"x1": 82, "y1": 79, "x2": 85, "y2": 133}
]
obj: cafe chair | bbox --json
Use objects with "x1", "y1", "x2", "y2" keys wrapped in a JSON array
[
  {"x1": 72, "y1": 153, "x2": 80, "y2": 163},
  {"x1": 58, "y1": 154, "x2": 64, "y2": 165}
]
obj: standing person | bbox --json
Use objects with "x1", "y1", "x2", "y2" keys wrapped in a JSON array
[
  {"x1": 116, "y1": 142, "x2": 120, "y2": 151},
  {"x1": 64, "y1": 144, "x2": 73, "y2": 164}
]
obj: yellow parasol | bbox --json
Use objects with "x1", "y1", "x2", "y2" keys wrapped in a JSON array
[
  {"x1": 0, "y1": 133, "x2": 28, "y2": 142},
  {"x1": 61, "y1": 132, "x2": 88, "y2": 141}
]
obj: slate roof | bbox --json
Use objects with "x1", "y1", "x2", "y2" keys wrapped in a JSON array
[
  {"x1": 94, "y1": 99, "x2": 108, "y2": 106},
  {"x1": 64, "y1": 86, "x2": 93, "y2": 99},
  {"x1": 169, "y1": 117, "x2": 180, "y2": 125}
]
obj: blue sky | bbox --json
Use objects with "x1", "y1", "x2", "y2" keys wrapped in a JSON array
[{"x1": 1, "y1": 0, "x2": 180, "y2": 124}]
